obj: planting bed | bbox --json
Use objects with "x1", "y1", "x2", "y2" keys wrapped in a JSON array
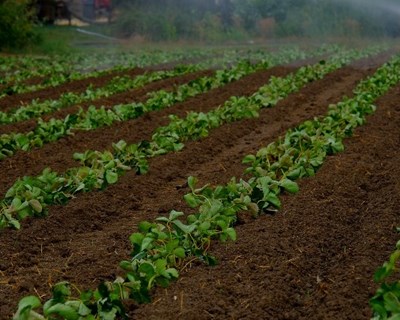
[{"x1": 0, "y1": 48, "x2": 399, "y2": 319}]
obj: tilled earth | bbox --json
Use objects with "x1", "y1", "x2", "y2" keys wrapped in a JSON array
[{"x1": 0, "y1": 52, "x2": 399, "y2": 319}]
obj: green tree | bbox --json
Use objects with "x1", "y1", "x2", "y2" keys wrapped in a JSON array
[
  {"x1": 113, "y1": 0, "x2": 224, "y2": 41},
  {"x1": 0, "y1": 0, "x2": 39, "y2": 51}
]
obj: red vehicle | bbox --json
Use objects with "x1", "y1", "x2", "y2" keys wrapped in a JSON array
[
  {"x1": 95, "y1": 0, "x2": 111, "y2": 17},
  {"x1": 95, "y1": 0, "x2": 111, "y2": 10}
]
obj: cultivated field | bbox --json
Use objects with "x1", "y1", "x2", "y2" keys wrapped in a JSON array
[{"x1": 1, "y1": 44, "x2": 400, "y2": 320}]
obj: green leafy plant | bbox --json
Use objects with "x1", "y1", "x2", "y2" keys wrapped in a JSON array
[
  {"x1": 0, "y1": 0, "x2": 40, "y2": 51},
  {"x1": 13, "y1": 51, "x2": 400, "y2": 320},
  {"x1": 0, "y1": 67, "x2": 197, "y2": 124},
  {"x1": 0, "y1": 46, "x2": 326, "y2": 161},
  {"x1": 370, "y1": 241, "x2": 400, "y2": 319},
  {"x1": 0, "y1": 47, "x2": 383, "y2": 229}
]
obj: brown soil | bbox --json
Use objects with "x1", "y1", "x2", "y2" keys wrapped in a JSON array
[{"x1": 0, "y1": 54, "x2": 399, "y2": 320}]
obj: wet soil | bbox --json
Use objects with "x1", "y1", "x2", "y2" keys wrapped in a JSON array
[{"x1": 0, "y1": 54, "x2": 399, "y2": 319}]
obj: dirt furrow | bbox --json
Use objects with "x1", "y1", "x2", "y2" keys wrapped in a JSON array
[
  {"x1": 0, "y1": 66, "x2": 292, "y2": 195},
  {"x1": 0, "y1": 62, "x2": 382, "y2": 319},
  {"x1": 129, "y1": 81, "x2": 400, "y2": 320}
]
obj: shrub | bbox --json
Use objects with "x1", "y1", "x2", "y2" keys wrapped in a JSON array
[{"x1": 0, "y1": 0, "x2": 40, "y2": 51}]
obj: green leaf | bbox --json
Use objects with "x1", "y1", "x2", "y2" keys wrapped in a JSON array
[
  {"x1": 141, "y1": 237, "x2": 154, "y2": 251},
  {"x1": 119, "y1": 260, "x2": 133, "y2": 271},
  {"x1": 130, "y1": 231, "x2": 144, "y2": 244},
  {"x1": 172, "y1": 220, "x2": 196, "y2": 234},
  {"x1": 15, "y1": 135, "x2": 29, "y2": 149},
  {"x1": 155, "y1": 259, "x2": 167, "y2": 274},
  {"x1": 169, "y1": 210, "x2": 184, "y2": 221},
  {"x1": 242, "y1": 154, "x2": 256, "y2": 164},
  {"x1": 72, "y1": 152, "x2": 84, "y2": 161},
  {"x1": 74, "y1": 183, "x2": 85, "y2": 192},
  {"x1": 165, "y1": 239, "x2": 179, "y2": 252},
  {"x1": 199, "y1": 221, "x2": 211, "y2": 232},
  {"x1": 29, "y1": 200, "x2": 43, "y2": 214},
  {"x1": 173, "y1": 247, "x2": 186, "y2": 259},
  {"x1": 14, "y1": 296, "x2": 41, "y2": 320},
  {"x1": 280, "y1": 179, "x2": 299, "y2": 194},
  {"x1": 370, "y1": 298, "x2": 388, "y2": 319},
  {"x1": 183, "y1": 193, "x2": 200, "y2": 208},
  {"x1": 331, "y1": 140, "x2": 344, "y2": 153},
  {"x1": 266, "y1": 193, "x2": 281, "y2": 209},
  {"x1": 258, "y1": 176, "x2": 273, "y2": 195},
  {"x1": 384, "y1": 292, "x2": 400, "y2": 313},
  {"x1": 138, "y1": 221, "x2": 153, "y2": 232},
  {"x1": 166, "y1": 268, "x2": 179, "y2": 278},
  {"x1": 52, "y1": 282, "x2": 71, "y2": 301},
  {"x1": 99, "y1": 308, "x2": 118, "y2": 320},
  {"x1": 5, "y1": 186, "x2": 16, "y2": 198},
  {"x1": 187, "y1": 176, "x2": 197, "y2": 190},
  {"x1": 216, "y1": 219, "x2": 227, "y2": 230},
  {"x1": 156, "y1": 277, "x2": 170, "y2": 288},
  {"x1": 77, "y1": 302, "x2": 91, "y2": 316},
  {"x1": 45, "y1": 303, "x2": 79, "y2": 320},
  {"x1": 105, "y1": 170, "x2": 118, "y2": 184},
  {"x1": 375, "y1": 266, "x2": 390, "y2": 282},
  {"x1": 226, "y1": 228, "x2": 237, "y2": 241},
  {"x1": 8, "y1": 217, "x2": 21, "y2": 229},
  {"x1": 80, "y1": 290, "x2": 93, "y2": 303},
  {"x1": 248, "y1": 202, "x2": 259, "y2": 215},
  {"x1": 104, "y1": 160, "x2": 116, "y2": 170},
  {"x1": 17, "y1": 207, "x2": 31, "y2": 220},
  {"x1": 139, "y1": 262, "x2": 155, "y2": 277},
  {"x1": 113, "y1": 140, "x2": 127, "y2": 152},
  {"x1": 286, "y1": 168, "x2": 302, "y2": 180},
  {"x1": 155, "y1": 217, "x2": 169, "y2": 223},
  {"x1": 202, "y1": 254, "x2": 218, "y2": 266},
  {"x1": 11, "y1": 197, "x2": 22, "y2": 210},
  {"x1": 208, "y1": 199, "x2": 223, "y2": 216},
  {"x1": 43, "y1": 299, "x2": 57, "y2": 313},
  {"x1": 389, "y1": 314, "x2": 400, "y2": 320}
]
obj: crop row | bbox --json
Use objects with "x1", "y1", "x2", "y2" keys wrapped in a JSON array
[
  {"x1": 0, "y1": 66, "x2": 197, "y2": 124},
  {"x1": 13, "y1": 52, "x2": 400, "y2": 320},
  {"x1": 370, "y1": 240, "x2": 400, "y2": 318},
  {"x1": 0, "y1": 47, "x2": 380, "y2": 230},
  {"x1": 0, "y1": 46, "x2": 331, "y2": 161},
  {"x1": 0, "y1": 46, "x2": 327, "y2": 125},
  {"x1": 0, "y1": 47, "x2": 241, "y2": 77},
  {"x1": 0, "y1": 48, "x2": 217, "y2": 98},
  {"x1": 0, "y1": 47, "x2": 298, "y2": 98}
]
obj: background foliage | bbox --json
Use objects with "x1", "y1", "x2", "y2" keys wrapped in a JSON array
[
  {"x1": 112, "y1": 0, "x2": 400, "y2": 41},
  {"x1": 1, "y1": 0, "x2": 400, "y2": 51},
  {"x1": 0, "y1": 0, "x2": 40, "y2": 51}
]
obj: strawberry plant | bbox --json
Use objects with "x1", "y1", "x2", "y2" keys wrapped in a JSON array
[
  {"x1": 0, "y1": 46, "x2": 324, "y2": 161},
  {"x1": 0, "y1": 47, "x2": 291, "y2": 125},
  {"x1": 0, "y1": 48, "x2": 381, "y2": 229},
  {"x1": 370, "y1": 241, "x2": 400, "y2": 319},
  {"x1": 12, "y1": 51, "x2": 400, "y2": 320},
  {"x1": 0, "y1": 48, "x2": 218, "y2": 98}
]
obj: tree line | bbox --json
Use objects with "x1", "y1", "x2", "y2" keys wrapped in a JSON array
[
  {"x1": 112, "y1": 0, "x2": 400, "y2": 40},
  {"x1": 1, "y1": 0, "x2": 400, "y2": 51}
]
